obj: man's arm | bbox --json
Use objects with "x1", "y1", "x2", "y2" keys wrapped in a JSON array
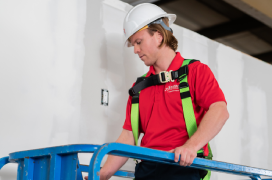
[
  {"x1": 170, "y1": 101, "x2": 229, "y2": 166},
  {"x1": 85, "y1": 129, "x2": 135, "y2": 180}
]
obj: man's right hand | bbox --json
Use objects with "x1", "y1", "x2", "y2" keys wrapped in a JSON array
[
  {"x1": 83, "y1": 129, "x2": 135, "y2": 180},
  {"x1": 84, "y1": 169, "x2": 109, "y2": 180},
  {"x1": 169, "y1": 143, "x2": 197, "y2": 167}
]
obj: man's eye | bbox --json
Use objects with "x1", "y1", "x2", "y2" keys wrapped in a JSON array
[{"x1": 136, "y1": 41, "x2": 141, "y2": 45}]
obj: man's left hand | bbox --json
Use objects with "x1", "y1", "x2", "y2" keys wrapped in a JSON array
[{"x1": 169, "y1": 144, "x2": 197, "y2": 166}]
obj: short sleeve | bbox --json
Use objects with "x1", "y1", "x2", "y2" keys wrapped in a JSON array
[{"x1": 189, "y1": 63, "x2": 226, "y2": 111}]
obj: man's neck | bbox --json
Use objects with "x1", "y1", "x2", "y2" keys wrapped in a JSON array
[{"x1": 153, "y1": 46, "x2": 176, "y2": 74}]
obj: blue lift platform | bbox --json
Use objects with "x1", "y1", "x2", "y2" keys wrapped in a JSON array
[{"x1": 1, "y1": 143, "x2": 272, "y2": 180}]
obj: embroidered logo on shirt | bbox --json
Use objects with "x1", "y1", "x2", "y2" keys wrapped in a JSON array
[{"x1": 165, "y1": 85, "x2": 179, "y2": 93}]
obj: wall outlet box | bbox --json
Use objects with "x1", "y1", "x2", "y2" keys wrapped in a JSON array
[{"x1": 101, "y1": 89, "x2": 109, "y2": 106}]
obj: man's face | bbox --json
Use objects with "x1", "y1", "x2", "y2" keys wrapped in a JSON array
[{"x1": 130, "y1": 29, "x2": 162, "y2": 66}]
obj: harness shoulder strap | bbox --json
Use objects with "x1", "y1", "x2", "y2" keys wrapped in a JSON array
[
  {"x1": 131, "y1": 73, "x2": 147, "y2": 146},
  {"x1": 179, "y1": 59, "x2": 213, "y2": 156},
  {"x1": 179, "y1": 59, "x2": 198, "y2": 138},
  {"x1": 180, "y1": 59, "x2": 212, "y2": 180},
  {"x1": 179, "y1": 59, "x2": 212, "y2": 153}
]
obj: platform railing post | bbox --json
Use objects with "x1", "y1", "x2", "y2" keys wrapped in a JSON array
[
  {"x1": 88, "y1": 145, "x2": 109, "y2": 180},
  {"x1": 17, "y1": 159, "x2": 24, "y2": 180},
  {"x1": 76, "y1": 159, "x2": 84, "y2": 180},
  {"x1": 49, "y1": 154, "x2": 62, "y2": 180},
  {"x1": 59, "y1": 153, "x2": 79, "y2": 180},
  {"x1": 23, "y1": 157, "x2": 34, "y2": 180}
]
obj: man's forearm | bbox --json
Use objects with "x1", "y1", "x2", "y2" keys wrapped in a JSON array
[
  {"x1": 184, "y1": 101, "x2": 229, "y2": 152},
  {"x1": 100, "y1": 155, "x2": 129, "y2": 180},
  {"x1": 99, "y1": 129, "x2": 135, "y2": 180}
]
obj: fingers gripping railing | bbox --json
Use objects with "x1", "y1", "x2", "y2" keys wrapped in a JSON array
[{"x1": 88, "y1": 143, "x2": 272, "y2": 180}]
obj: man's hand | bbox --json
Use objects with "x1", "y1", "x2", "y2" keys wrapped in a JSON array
[
  {"x1": 169, "y1": 144, "x2": 197, "y2": 166},
  {"x1": 84, "y1": 169, "x2": 109, "y2": 180},
  {"x1": 84, "y1": 129, "x2": 135, "y2": 180}
]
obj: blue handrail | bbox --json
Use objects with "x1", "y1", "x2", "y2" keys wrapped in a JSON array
[
  {"x1": 1, "y1": 143, "x2": 272, "y2": 180},
  {"x1": 88, "y1": 143, "x2": 272, "y2": 180},
  {"x1": 9, "y1": 144, "x2": 101, "y2": 161},
  {"x1": 0, "y1": 156, "x2": 9, "y2": 170}
]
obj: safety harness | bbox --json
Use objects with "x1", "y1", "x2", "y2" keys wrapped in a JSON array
[{"x1": 129, "y1": 59, "x2": 212, "y2": 180}]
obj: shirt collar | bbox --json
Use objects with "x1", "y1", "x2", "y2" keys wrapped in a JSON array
[{"x1": 146, "y1": 52, "x2": 184, "y2": 77}]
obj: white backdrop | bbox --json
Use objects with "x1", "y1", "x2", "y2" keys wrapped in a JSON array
[{"x1": 0, "y1": 0, "x2": 272, "y2": 179}]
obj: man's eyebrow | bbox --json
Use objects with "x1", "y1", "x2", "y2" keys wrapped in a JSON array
[
  {"x1": 131, "y1": 38, "x2": 137, "y2": 46},
  {"x1": 132, "y1": 38, "x2": 140, "y2": 45}
]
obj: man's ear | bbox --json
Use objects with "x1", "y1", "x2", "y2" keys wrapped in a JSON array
[{"x1": 154, "y1": 31, "x2": 163, "y2": 45}]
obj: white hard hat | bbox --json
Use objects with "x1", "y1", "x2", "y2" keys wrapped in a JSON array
[{"x1": 123, "y1": 3, "x2": 176, "y2": 47}]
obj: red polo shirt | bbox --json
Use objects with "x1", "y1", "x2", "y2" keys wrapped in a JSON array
[{"x1": 123, "y1": 52, "x2": 226, "y2": 156}]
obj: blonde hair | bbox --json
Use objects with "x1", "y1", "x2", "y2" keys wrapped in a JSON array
[{"x1": 147, "y1": 17, "x2": 178, "y2": 51}]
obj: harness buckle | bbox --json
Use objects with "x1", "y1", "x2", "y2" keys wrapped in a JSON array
[{"x1": 159, "y1": 70, "x2": 174, "y2": 83}]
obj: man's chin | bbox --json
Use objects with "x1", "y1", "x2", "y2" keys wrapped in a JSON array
[
  {"x1": 144, "y1": 62, "x2": 151, "y2": 66},
  {"x1": 143, "y1": 60, "x2": 152, "y2": 66}
]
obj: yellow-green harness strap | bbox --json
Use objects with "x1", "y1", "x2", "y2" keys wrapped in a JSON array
[
  {"x1": 179, "y1": 60, "x2": 198, "y2": 138},
  {"x1": 180, "y1": 59, "x2": 212, "y2": 180},
  {"x1": 131, "y1": 102, "x2": 140, "y2": 145},
  {"x1": 179, "y1": 59, "x2": 213, "y2": 158},
  {"x1": 131, "y1": 74, "x2": 147, "y2": 146}
]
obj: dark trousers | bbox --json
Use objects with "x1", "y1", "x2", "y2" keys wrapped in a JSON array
[{"x1": 134, "y1": 161, "x2": 200, "y2": 180}]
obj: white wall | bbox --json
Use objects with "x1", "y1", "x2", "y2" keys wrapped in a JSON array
[
  {"x1": 0, "y1": 0, "x2": 86, "y2": 179},
  {"x1": 0, "y1": 0, "x2": 272, "y2": 179}
]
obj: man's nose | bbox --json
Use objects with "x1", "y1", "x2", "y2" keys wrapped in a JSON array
[{"x1": 134, "y1": 45, "x2": 140, "y2": 54}]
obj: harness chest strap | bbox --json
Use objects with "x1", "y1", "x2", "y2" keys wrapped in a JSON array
[{"x1": 129, "y1": 65, "x2": 189, "y2": 97}]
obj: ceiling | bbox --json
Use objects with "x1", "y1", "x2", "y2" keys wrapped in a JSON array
[{"x1": 121, "y1": 0, "x2": 272, "y2": 64}]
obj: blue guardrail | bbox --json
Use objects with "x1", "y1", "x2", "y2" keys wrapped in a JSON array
[{"x1": 0, "y1": 143, "x2": 271, "y2": 180}]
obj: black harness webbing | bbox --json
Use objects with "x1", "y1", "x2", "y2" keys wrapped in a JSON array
[
  {"x1": 129, "y1": 60, "x2": 198, "y2": 97},
  {"x1": 129, "y1": 75, "x2": 160, "y2": 97}
]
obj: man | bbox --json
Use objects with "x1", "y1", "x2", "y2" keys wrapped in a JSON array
[{"x1": 85, "y1": 3, "x2": 229, "y2": 180}]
